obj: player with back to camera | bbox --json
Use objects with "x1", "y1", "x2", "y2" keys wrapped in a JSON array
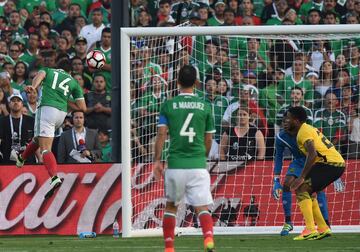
[
  {"x1": 16, "y1": 59, "x2": 86, "y2": 199},
  {"x1": 153, "y1": 65, "x2": 216, "y2": 252},
  {"x1": 284, "y1": 106, "x2": 345, "y2": 240},
  {"x1": 273, "y1": 116, "x2": 330, "y2": 236}
]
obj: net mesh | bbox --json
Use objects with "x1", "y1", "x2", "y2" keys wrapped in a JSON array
[{"x1": 128, "y1": 32, "x2": 360, "y2": 232}]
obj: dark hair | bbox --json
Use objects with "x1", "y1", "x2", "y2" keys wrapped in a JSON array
[
  {"x1": 92, "y1": 8, "x2": 103, "y2": 14},
  {"x1": 13, "y1": 61, "x2": 29, "y2": 82},
  {"x1": 287, "y1": 106, "x2": 308, "y2": 123},
  {"x1": 71, "y1": 110, "x2": 84, "y2": 117},
  {"x1": 178, "y1": 65, "x2": 197, "y2": 87},
  {"x1": 57, "y1": 59, "x2": 72, "y2": 73},
  {"x1": 102, "y1": 27, "x2": 111, "y2": 35},
  {"x1": 291, "y1": 86, "x2": 304, "y2": 95},
  {"x1": 159, "y1": 0, "x2": 171, "y2": 5}
]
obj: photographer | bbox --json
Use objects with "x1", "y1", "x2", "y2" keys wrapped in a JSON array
[
  {"x1": 57, "y1": 110, "x2": 101, "y2": 163},
  {"x1": 0, "y1": 94, "x2": 36, "y2": 164}
]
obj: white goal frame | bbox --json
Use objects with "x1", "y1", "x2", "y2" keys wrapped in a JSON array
[{"x1": 120, "y1": 25, "x2": 360, "y2": 238}]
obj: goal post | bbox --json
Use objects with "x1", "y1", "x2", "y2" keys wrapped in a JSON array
[{"x1": 121, "y1": 25, "x2": 360, "y2": 238}]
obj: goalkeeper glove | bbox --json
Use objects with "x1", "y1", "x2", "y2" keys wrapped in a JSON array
[
  {"x1": 272, "y1": 177, "x2": 283, "y2": 200},
  {"x1": 334, "y1": 178, "x2": 345, "y2": 192}
]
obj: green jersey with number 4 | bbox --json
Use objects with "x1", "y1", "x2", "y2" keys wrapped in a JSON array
[
  {"x1": 39, "y1": 68, "x2": 84, "y2": 112},
  {"x1": 159, "y1": 93, "x2": 215, "y2": 169}
]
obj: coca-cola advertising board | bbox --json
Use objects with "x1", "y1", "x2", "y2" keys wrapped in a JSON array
[{"x1": 0, "y1": 161, "x2": 359, "y2": 235}]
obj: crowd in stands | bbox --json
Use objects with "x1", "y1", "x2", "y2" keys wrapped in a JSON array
[
  {"x1": 0, "y1": 0, "x2": 112, "y2": 164},
  {"x1": 129, "y1": 0, "x2": 360, "y2": 163}
]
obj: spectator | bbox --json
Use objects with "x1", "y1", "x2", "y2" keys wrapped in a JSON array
[
  {"x1": 307, "y1": 8, "x2": 322, "y2": 25},
  {"x1": 266, "y1": 0, "x2": 288, "y2": 25},
  {"x1": 0, "y1": 88, "x2": 9, "y2": 117},
  {"x1": 261, "y1": 0, "x2": 278, "y2": 24},
  {"x1": 38, "y1": 21, "x2": 53, "y2": 49},
  {"x1": 310, "y1": 40, "x2": 335, "y2": 72},
  {"x1": 277, "y1": 59, "x2": 314, "y2": 104},
  {"x1": 314, "y1": 91, "x2": 347, "y2": 148},
  {"x1": 219, "y1": 107, "x2": 265, "y2": 162},
  {"x1": 8, "y1": 10, "x2": 27, "y2": 39},
  {"x1": 157, "y1": 0, "x2": 174, "y2": 26},
  {"x1": 89, "y1": 27, "x2": 111, "y2": 91},
  {"x1": 217, "y1": 78, "x2": 230, "y2": 98},
  {"x1": 85, "y1": 74, "x2": 112, "y2": 130},
  {"x1": 136, "y1": 74, "x2": 167, "y2": 144},
  {"x1": 52, "y1": 0, "x2": 71, "y2": 25},
  {"x1": 299, "y1": 0, "x2": 323, "y2": 22},
  {"x1": 19, "y1": 33, "x2": 40, "y2": 66},
  {"x1": 0, "y1": 71, "x2": 20, "y2": 97},
  {"x1": 237, "y1": 0, "x2": 261, "y2": 25},
  {"x1": 74, "y1": 36, "x2": 88, "y2": 63},
  {"x1": 9, "y1": 43, "x2": 21, "y2": 63},
  {"x1": 79, "y1": 8, "x2": 105, "y2": 50},
  {"x1": 222, "y1": 8, "x2": 236, "y2": 26},
  {"x1": 347, "y1": 44, "x2": 360, "y2": 80},
  {"x1": 335, "y1": 53, "x2": 347, "y2": 70},
  {"x1": 72, "y1": 72, "x2": 90, "y2": 94},
  {"x1": 13, "y1": 61, "x2": 29, "y2": 88},
  {"x1": 57, "y1": 110, "x2": 101, "y2": 163},
  {"x1": 275, "y1": 86, "x2": 313, "y2": 134},
  {"x1": 56, "y1": 3, "x2": 82, "y2": 34},
  {"x1": 170, "y1": 0, "x2": 199, "y2": 24},
  {"x1": 136, "y1": 8, "x2": 152, "y2": 27},
  {"x1": 223, "y1": 84, "x2": 268, "y2": 137},
  {"x1": 316, "y1": 60, "x2": 337, "y2": 98},
  {"x1": 74, "y1": 15, "x2": 87, "y2": 35},
  {"x1": 61, "y1": 28, "x2": 76, "y2": 52},
  {"x1": 197, "y1": 39, "x2": 219, "y2": 82},
  {"x1": 340, "y1": 84, "x2": 356, "y2": 118},
  {"x1": 208, "y1": 0, "x2": 226, "y2": 26},
  {"x1": 57, "y1": 36, "x2": 70, "y2": 56},
  {"x1": 197, "y1": 3, "x2": 210, "y2": 26},
  {"x1": 205, "y1": 77, "x2": 229, "y2": 160},
  {"x1": 24, "y1": 87, "x2": 38, "y2": 118},
  {"x1": 345, "y1": 11, "x2": 360, "y2": 24},
  {"x1": 0, "y1": 94, "x2": 35, "y2": 164},
  {"x1": 71, "y1": 56, "x2": 92, "y2": 90},
  {"x1": 323, "y1": 10, "x2": 339, "y2": 24},
  {"x1": 98, "y1": 128, "x2": 112, "y2": 162},
  {"x1": 348, "y1": 104, "x2": 360, "y2": 158}
]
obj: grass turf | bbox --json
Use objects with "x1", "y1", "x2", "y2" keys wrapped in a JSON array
[{"x1": 0, "y1": 234, "x2": 359, "y2": 252}]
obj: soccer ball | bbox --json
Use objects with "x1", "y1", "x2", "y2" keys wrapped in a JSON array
[{"x1": 86, "y1": 50, "x2": 106, "y2": 69}]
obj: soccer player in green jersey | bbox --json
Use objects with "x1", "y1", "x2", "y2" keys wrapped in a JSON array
[
  {"x1": 153, "y1": 65, "x2": 216, "y2": 252},
  {"x1": 16, "y1": 60, "x2": 87, "y2": 199}
]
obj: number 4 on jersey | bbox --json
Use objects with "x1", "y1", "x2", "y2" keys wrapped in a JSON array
[{"x1": 180, "y1": 113, "x2": 196, "y2": 143}]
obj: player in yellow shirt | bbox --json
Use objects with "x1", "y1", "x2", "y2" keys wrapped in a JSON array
[{"x1": 283, "y1": 106, "x2": 345, "y2": 241}]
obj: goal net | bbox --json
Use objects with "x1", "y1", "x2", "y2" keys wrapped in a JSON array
[{"x1": 121, "y1": 25, "x2": 360, "y2": 237}]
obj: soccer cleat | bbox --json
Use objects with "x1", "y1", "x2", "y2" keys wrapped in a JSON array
[
  {"x1": 314, "y1": 227, "x2": 332, "y2": 240},
  {"x1": 204, "y1": 237, "x2": 215, "y2": 252},
  {"x1": 293, "y1": 229, "x2": 319, "y2": 241},
  {"x1": 164, "y1": 248, "x2": 175, "y2": 252},
  {"x1": 15, "y1": 153, "x2": 25, "y2": 168},
  {"x1": 44, "y1": 176, "x2": 63, "y2": 199},
  {"x1": 280, "y1": 223, "x2": 293, "y2": 236}
]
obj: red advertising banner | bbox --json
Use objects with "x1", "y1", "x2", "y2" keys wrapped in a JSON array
[{"x1": 0, "y1": 161, "x2": 359, "y2": 235}]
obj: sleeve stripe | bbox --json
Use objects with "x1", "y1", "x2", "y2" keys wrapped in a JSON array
[
  {"x1": 75, "y1": 97, "x2": 85, "y2": 100},
  {"x1": 206, "y1": 130, "x2": 216, "y2": 133},
  {"x1": 157, "y1": 124, "x2": 167, "y2": 127},
  {"x1": 276, "y1": 133, "x2": 292, "y2": 150}
]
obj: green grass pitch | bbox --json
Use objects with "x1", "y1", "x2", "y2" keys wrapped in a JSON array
[{"x1": 0, "y1": 234, "x2": 359, "y2": 252}]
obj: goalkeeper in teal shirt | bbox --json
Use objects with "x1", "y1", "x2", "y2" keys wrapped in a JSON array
[{"x1": 273, "y1": 129, "x2": 330, "y2": 236}]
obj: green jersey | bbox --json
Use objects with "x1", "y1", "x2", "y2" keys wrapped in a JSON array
[
  {"x1": 39, "y1": 67, "x2": 84, "y2": 112},
  {"x1": 276, "y1": 104, "x2": 313, "y2": 126},
  {"x1": 313, "y1": 108, "x2": 347, "y2": 142},
  {"x1": 277, "y1": 75, "x2": 314, "y2": 103},
  {"x1": 159, "y1": 93, "x2": 215, "y2": 169}
]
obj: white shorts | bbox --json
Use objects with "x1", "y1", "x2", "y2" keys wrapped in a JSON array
[
  {"x1": 164, "y1": 169, "x2": 213, "y2": 207},
  {"x1": 34, "y1": 106, "x2": 67, "y2": 137}
]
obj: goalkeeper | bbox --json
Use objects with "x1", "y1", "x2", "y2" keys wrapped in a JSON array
[{"x1": 273, "y1": 128, "x2": 330, "y2": 236}]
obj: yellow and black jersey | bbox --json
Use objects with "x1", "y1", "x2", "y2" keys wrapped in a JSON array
[{"x1": 297, "y1": 123, "x2": 345, "y2": 166}]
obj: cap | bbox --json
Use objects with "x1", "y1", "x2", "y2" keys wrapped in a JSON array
[
  {"x1": 75, "y1": 36, "x2": 87, "y2": 44},
  {"x1": 215, "y1": 0, "x2": 226, "y2": 7},
  {"x1": 189, "y1": 11, "x2": 201, "y2": 20},
  {"x1": 243, "y1": 70, "x2": 257, "y2": 78},
  {"x1": 8, "y1": 93, "x2": 23, "y2": 102},
  {"x1": 198, "y1": 2, "x2": 209, "y2": 9},
  {"x1": 240, "y1": 84, "x2": 251, "y2": 91},
  {"x1": 98, "y1": 128, "x2": 110, "y2": 136},
  {"x1": 13, "y1": 37, "x2": 26, "y2": 45},
  {"x1": 308, "y1": 8, "x2": 321, "y2": 16},
  {"x1": 276, "y1": 68, "x2": 286, "y2": 74},
  {"x1": 306, "y1": 71, "x2": 319, "y2": 79},
  {"x1": 0, "y1": 71, "x2": 10, "y2": 79}
]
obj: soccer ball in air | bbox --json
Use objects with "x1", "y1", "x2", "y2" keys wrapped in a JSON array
[{"x1": 86, "y1": 50, "x2": 106, "y2": 69}]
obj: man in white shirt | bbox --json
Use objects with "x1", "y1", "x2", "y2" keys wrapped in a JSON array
[{"x1": 79, "y1": 8, "x2": 105, "y2": 50}]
